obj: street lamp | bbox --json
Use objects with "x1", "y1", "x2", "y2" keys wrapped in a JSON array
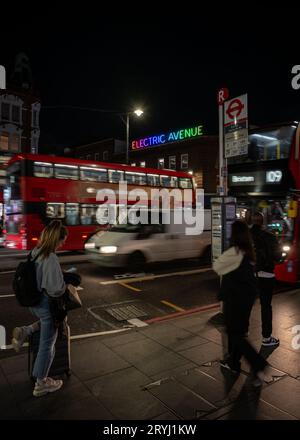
[{"x1": 126, "y1": 109, "x2": 143, "y2": 164}]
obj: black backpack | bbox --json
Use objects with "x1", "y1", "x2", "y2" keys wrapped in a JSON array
[{"x1": 13, "y1": 251, "x2": 42, "y2": 307}]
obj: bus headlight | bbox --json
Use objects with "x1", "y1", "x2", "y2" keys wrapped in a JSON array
[
  {"x1": 84, "y1": 242, "x2": 96, "y2": 250},
  {"x1": 100, "y1": 246, "x2": 117, "y2": 254},
  {"x1": 282, "y1": 245, "x2": 291, "y2": 252}
]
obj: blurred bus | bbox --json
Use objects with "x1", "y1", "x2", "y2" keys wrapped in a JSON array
[{"x1": 4, "y1": 153, "x2": 196, "y2": 250}]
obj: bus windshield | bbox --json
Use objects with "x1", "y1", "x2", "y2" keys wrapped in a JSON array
[{"x1": 228, "y1": 125, "x2": 296, "y2": 164}]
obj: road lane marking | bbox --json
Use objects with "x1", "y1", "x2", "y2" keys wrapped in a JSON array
[
  {"x1": 0, "y1": 294, "x2": 15, "y2": 298},
  {"x1": 100, "y1": 267, "x2": 212, "y2": 285},
  {"x1": 161, "y1": 300, "x2": 185, "y2": 312},
  {"x1": 118, "y1": 282, "x2": 141, "y2": 292},
  {"x1": 0, "y1": 271, "x2": 15, "y2": 275}
]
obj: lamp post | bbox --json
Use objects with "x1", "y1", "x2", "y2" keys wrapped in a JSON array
[
  {"x1": 125, "y1": 108, "x2": 143, "y2": 164},
  {"x1": 43, "y1": 105, "x2": 144, "y2": 164}
]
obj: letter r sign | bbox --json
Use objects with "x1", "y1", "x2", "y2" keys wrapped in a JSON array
[{"x1": 217, "y1": 87, "x2": 229, "y2": 105}]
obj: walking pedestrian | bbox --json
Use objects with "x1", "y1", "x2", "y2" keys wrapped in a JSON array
[
  {"x1": 250, "y1": 211, "x2": 282, "y2": 347},
  {"x1": 12, "y1": 220, "x2": 68, "y2": 397},
  {"x1": 213, "y1": 220, "x2": 269, "y2": 384}
]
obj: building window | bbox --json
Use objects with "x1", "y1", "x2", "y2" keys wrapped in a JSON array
[
  {"x1": 1, "y1": 103, "x2": 10, "y2": 121},
  {"x1": 95, "y1": 153, "x2": 99, "y2": 161},
  {"x1": 169, "y1": 156, "x2": 176, "y2": 170},
  {"x1": 32, "y1": 110, "x2": 39, "y2": 127},
  {"x1": 0, "y1": 132, "x2": 9, "y2": 151},
  {"x1": 181, "y1": 154, "x2": 188, "y2": 169},
  {"x1": 12, "y1": 105, "x2": 21, "y2": 123},
  {"x1": 140, "y1": 161, "x2": 146, "y2": 167},
  {"x1": 10, "y1": 134, "x2": 20, "y2": 152},
  {"x1": 131, "y1": 163, "x2": 136, "y2": 167},
  {"x1": 158, "y1": 158, "x2": 164, "y2": 169},
  {"x1": 86, "y1": 154, "x2": 92, "y2": 160},
  {"x1": 103, "y1": 150, "x2": 109, "y2": 161}
]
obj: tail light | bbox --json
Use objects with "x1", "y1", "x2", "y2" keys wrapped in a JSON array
[
  {"x1": 82, "y1": 234, "x2": 88, "y2": 239},
  {"x1": 2, "y1": 229, "x2": 6, "y2": 234},
  {"x1": 19, "y1": 229, "x2": 26, "y2": 235},
  {"x1": 31, "y1": 237, "x2": 38, "y2": 242}
]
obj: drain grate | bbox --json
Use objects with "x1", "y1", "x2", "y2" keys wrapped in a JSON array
[{"x1": 105, "y1": 304, "x2": 148, "y2": 321}]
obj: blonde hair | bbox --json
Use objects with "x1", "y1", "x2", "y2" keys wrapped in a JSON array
[{"x1": 37, "y1": 220, "x2": 68, "y2": 259}]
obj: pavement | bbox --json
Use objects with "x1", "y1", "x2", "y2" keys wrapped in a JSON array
[{"x1": 1, "y1": 288, "x2": 300, "y2": 420}]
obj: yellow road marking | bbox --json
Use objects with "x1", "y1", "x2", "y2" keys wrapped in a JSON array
[
  {"x1": 100, "y1": 267, "x2": 211, "y2": 286},
  {"x1": 161, "y1": 300, "x2": 185, "y2": 312},
  {"x1": 118, "y1": 282, "x2": 141, "y2": 292}
]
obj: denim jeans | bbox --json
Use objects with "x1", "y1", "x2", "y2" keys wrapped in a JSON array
[{"x1": 29, "y1": 293, "x2": 58, "y2": 380}]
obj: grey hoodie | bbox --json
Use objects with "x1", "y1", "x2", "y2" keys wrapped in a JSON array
[{"x1": 31, "y1": 247, "x2": 66, "y2": 297}]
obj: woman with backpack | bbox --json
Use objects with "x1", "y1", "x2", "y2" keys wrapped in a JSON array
[
  {"x1": 12, "y1": 220, "x2": 68, "y2": 397},
  {"x1": 213, "y1": 220, "x2": 269, "y2": 385}
]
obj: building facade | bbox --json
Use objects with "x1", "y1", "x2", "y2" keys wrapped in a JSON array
[
  {"x1": 72, "y1": 124, "x2": 218, "y2": 193},
  {"x1": 72, "y1": 138, "x2": 126, "y2": 164},
  {"x1": 0, "y1": 53, "x2": 41, "y2": 167}
]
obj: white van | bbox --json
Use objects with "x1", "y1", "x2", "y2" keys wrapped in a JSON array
[{"x1": 85, "y1": 209, "x2": 211, "y2": 269}]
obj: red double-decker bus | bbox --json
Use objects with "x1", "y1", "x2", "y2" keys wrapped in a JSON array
[
  {"x1": 4, "y1": 153, "x2": 195, "y2": 250},
  {"x1": 227, "y1": 121, "x2": 300, "y2": 283}
]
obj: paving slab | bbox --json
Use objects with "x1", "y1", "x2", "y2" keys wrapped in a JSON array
[
  {"x1": 261, "y1": 376, "x2": 300, "y2": 419},
  {"x1": 71, "y1": 339, "x2": 131, "y2": 381},
  {"x1": 85, "y1": 367, "x2": 167, "y2": 420},
  {"x1": 111, "y1": 339, "x2": 188, "y2": 376}
]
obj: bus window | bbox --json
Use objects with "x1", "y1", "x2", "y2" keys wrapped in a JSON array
[
  {"x1": 46, "y1": 203, "x2": 65, "y2": 219},
  {"x1": 54, "y1": 164, "x2": 79, "y2": 180},
  {"x1": 34, "y1": 162, "x2": 53, "y2": 178},
  {"x1": 66, "y1": 203, "x2": 80, "y2": 225},
  {"x1": 179, "y1": 177, "x2": 192, "y2": 189},
  {"x1": 147, "y1": 174, "x2": 160, "y2": 186},
  {"x1": 80, "y1": 167, "x2": 107, "y2": 182},
  {"x1": 160, "y1": 175, "x2": 178, "y2": 188},
  {"x1": 81, "y1": 204, "x2": 97, "y2": 225},
  {"x1": 108, "y1": 169, "x2": 124, "y2": 183},
  {"x1": 125, "y1": 171, "x2": 147, "y2": 185}
]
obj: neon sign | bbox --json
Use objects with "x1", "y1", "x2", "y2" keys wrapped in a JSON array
[{"x1": 131, "y1": 124, "x2": 204, "y2": 150}]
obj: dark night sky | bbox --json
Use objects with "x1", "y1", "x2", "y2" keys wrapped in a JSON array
[{"x1": 1, "y1": 8, "x2": 299, "y2": 154}]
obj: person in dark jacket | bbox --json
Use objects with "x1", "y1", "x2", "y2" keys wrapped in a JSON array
[
  {"x1": 213, "y1": 220, "x2": 269, "y2": 384},
  {"x1": 250, "y1": 212, "x2": 282, "y2": 347}
]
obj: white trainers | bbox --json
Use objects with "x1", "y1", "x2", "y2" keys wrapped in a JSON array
[
  {"x1": 12, "y1": 327, "x2": 28, "y2": 352},
  {"x1": 33, "y1": 377, "x2": 63, "y2": 397},
  {"x1": 262, "y1": 336, "x2": 280, "y2": 347}
]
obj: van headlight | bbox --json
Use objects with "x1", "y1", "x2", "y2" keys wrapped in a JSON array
[
  {"x1": 85, "y1": 242, "x2": 96, "y2": 249},
  {"x1": 282, "y1": 245, "x2": 291, "y2": 252},
  {"x1": 100, "y1": 246, "x2": 118, "y2": 254}
]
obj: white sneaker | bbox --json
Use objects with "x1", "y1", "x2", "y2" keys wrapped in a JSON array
[
  {"x1": 12, "y1": 327, "x2": 28, "y2": 352},
  {"x1": 33, "y1": 377, "x2": 63, "y2": 397},
  {"x1": 262, "y1": 336, "x2": 280, "y2": 347}
]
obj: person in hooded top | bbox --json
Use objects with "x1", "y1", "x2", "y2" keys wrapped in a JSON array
[{"x1": 213, "y1": 220, "x2": 270, "y2": 385}]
